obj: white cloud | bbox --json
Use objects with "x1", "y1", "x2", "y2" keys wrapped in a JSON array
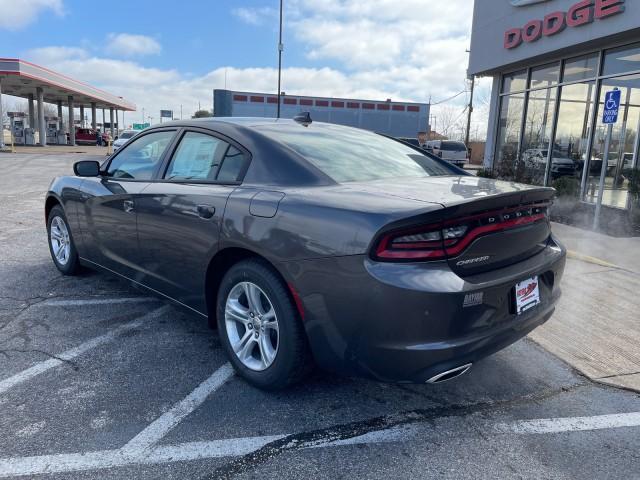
[
  {"x1": 0, "y1": 0, "x2": 64, "y2": 30},
  {"x1": 231, "y1": 0, "x2": 491, "y2": 138},
  {"x1": 105, "y1": 33, "x2": 162, "y2": 57},
  {"x1": 27, "y1": 46, "x2": 88, "y2": 64},
  {"x1": 232, "y1": 7, "x2": 278, "y2": 26}
]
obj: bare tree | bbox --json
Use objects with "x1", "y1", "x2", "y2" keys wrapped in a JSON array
[{"x1": 436, "y1": 104, "x2": 467, "y2": 140}]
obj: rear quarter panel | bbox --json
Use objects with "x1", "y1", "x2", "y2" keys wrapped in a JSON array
[{"x1": 220, "y1": 186, "x2": 443, "y2": 264}]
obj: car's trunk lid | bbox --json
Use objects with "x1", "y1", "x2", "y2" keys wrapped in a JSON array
[{"x1": 360, "y1": 176, "x2": 554, "y2": 275}]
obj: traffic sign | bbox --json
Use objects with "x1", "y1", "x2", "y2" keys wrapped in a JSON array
[
  {"x1": 132, "y1": 123, "x2": 150, "y2": 130},
  {"x1": 160, "y1": 110, "x2": 173, "y2": 118},
  {"x1": 594, "y1": 88, "x2": 621, "y2": 230},
  {"x1": 602, "y1": 89, "x2": 621, "y2": 124}
]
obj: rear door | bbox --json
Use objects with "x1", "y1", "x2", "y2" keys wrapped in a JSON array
[
  {"x1": 135, "y1": 128, "x2": 250, "y2": 313},
  {"x1": 79, "y1": 129, "x2": 177, "y2": 278}
]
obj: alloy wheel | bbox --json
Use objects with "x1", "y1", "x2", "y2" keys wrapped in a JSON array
[
  {"x1": 50, "y1": 216, "x2": 71, "y2": 266},
  {"x1": 224, "y1": 281, "x2": 279, "y2": 371}
]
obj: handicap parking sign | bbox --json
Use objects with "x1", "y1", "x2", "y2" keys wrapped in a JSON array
[{"x1": 602, "y1": 89, "x2": 621, "y2": 124}]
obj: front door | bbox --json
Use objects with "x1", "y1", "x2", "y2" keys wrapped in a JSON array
[
  {"x1": 79, "y1": 129, "x2": 176, "y2": 279},
  {"x1": 135, "y1": 129, "x2": 249, "y2": 313}
]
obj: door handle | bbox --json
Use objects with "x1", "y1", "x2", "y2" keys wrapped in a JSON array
[
  {"x1": 196, "y1": 204, "x2": 215, "y2": 219},
  {"x1": 123, "y1": 200, "x2": 135, "y2": 213}
]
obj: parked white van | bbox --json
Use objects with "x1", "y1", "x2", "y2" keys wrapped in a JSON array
[{"x1": 424, "y1": 140, "x2": 468, "y2": 167}]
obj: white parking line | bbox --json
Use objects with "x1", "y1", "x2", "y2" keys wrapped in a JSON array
[
  {"x1": 0, "y1": 436, "x2": 284, "y2": 478},
  {"x1": 123, "y1": 363, "x2": 235, "y2": 453},
  {"x1": 1, "y1": 411, "x2": 639, "y2": 477},
  {"x1": 39, "y1": 297, "x2": 159, "y2": 307},
  {"x1": 495, "y1": 411, "x2": 640, "y2": 434},
  {"x1": 0, "y1": 306, "x2": 170, "y2": 395}
]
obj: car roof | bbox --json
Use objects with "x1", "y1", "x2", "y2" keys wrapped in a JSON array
[{"x1": 154, "y1": 117, "x2": 292, "y2": 129}]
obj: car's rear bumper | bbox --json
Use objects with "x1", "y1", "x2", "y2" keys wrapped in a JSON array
[{"x1": 283, "y1": 235, "x2": 566, "y2": 383}]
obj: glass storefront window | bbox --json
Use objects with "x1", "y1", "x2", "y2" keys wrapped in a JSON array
[
  {"x1": 554, "y1": 82, "x2": 596, "y2": 184},
  {"x1": 493, "y1": 46, "x2": 640, "y2": 210},
  {"x1": 603, "y1": 43, "x2": 640, "y2": 77},
  {"x1": 502, "y1": 70, "x2": 528, "y2": 94},
  {"x1": 585, "y1": 74, "x2": 640, "y2": 209},
  {"x1": 562, "y1": 53, "x2": 599, "y2": 83},
  {"x1": 521, "y1": 87, "x2": 558, "y2": 185},
  {"x1": 530, "y1": 63, "x2": 560, "y2": 90},
  {"x1": 494, "y1": 93, "x2": 525, "y2": 180}
]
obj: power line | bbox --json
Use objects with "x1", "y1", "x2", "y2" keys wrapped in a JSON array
[{"x1": 431, "y1": 89, "x2": 468, "y2": 106}]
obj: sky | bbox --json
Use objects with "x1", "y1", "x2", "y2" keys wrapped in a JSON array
[{"x1": 0, "y1": 0, "x2": 491, "y2": 138}]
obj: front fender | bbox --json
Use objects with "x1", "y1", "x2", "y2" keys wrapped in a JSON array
[{"x1": 46, "y1": 176, "x2": 87, "y2": 255}]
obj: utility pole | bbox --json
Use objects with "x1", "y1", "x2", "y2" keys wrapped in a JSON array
[
  {"x1": 180, "y1": 104, "x2": 183, "y2": 120},
  {"x1": 464, "y1": 74, "x2": 475, "y2": 146},
  {"x1": 276, "y1": 0, "x2": 284, "y2": 119},
  {"x1": 430, "y1": 115, "x2": 437, "y2": 139}
]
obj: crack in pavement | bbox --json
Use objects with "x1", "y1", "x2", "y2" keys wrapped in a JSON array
[
  {"x1": 597, "y1": 371, "x2": 640, "y2": 380},
  {"x1": 0, "y1": 348, "x2": 80, "y2": 370},
  {"x1": 0, "y1": 292, "x2": 140, "y2": 335},
  {"x1": 201, "y1": 382, "x2": 588, "y2": 480}
]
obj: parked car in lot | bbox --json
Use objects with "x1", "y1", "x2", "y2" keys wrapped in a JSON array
[
  {"x1": 523, "y1": 148, "x2": 577, "y2": 178},
  {"x1": 112, "y1": 129, "x2": 138, "y2": 152},
  {"x1": 45, "y1": 118, "x2": 566, "y2": 390},
  {"x1": 74, "y1": 127, "x2": 109, "y2": 146},
  {"x1": 424, "y1": 140, "x2": 469, "y2": 167}
]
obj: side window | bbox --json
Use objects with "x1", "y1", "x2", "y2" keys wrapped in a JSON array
[
  {"x1": 107, "y1": 131, "x2": 175, "y2": 180},
  {"x1": 216, "y1": 145, "x2": 247, "y2": 182},
  {"x1": 164, "y1": 132, "x2": 227, "y2": 181}
]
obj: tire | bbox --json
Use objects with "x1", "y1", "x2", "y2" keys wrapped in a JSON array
[
  {"x1": 47, "y1": 205, "x2": 81, "y2": 275},
  {"x1": 217, "y1": 259, "x2": 313, "y2": 390}
]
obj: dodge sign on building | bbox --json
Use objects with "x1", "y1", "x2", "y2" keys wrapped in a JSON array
[{"x1": 469, "y1": 0, "x2": 639, "y2": 212}]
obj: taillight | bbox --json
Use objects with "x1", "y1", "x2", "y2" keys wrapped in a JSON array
[
  {"x1": 373, "y1": 204, "x2": 549, "y2": 262},
  {"x1": 375, "y1": 225, "x2": 446, "y2": 260}
]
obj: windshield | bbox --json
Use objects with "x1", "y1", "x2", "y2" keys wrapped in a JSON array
[
  {"x1": 256, "y1": 123, "x2": 454, "y2": 182},
  {"x1": 120, "y1": 131, "x2": 136, "y2": 139}
]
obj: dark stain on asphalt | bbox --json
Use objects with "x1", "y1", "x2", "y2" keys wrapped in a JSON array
[
  {"x1": 96, "y1": 311, "x2": 147, "y2": 329},
  {"x1": 202, "y1": 381, "x2": 588, "y2": 480},
  {"x1": 120, "y1": 328, "x2": 142, "y2": 338}
]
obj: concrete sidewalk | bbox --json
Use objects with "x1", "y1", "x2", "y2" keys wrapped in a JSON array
[
  {"x1": 528, "y1": 222, "x2": 640, "y2": 392},
  {"x1": 551, "y1": 221, "x2": 640, "y2": 272}
]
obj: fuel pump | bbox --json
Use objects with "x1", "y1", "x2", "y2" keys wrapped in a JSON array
[
  {"x1": 24, "y1": 120, "x2": 35, "y2": 145},
  {"x1": 45, "y1": 116, "x2": 59, "y2": 144},
  {"x1": 7, "y1": 112, "x2": 26, "y2": 145}
]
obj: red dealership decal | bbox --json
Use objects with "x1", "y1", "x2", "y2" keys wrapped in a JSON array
[
  {"x1": 504, "y1": 0, "x2": 625, "y2": 49},
  {"x1": 517, "y1": 281, "x2": 538, "y2": 300}
]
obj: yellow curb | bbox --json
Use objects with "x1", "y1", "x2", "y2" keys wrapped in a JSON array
[{"x1": 566, "y1": 250, "x2": 622, "y2": 270}]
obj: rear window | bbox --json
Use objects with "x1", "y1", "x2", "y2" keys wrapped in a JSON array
[
  {"x1": 120, "y1": 131, "x2": 136, "y2": 139},
  {"x1": 441, "y1": 141, "x2": 467, "y2": 152},
  {"x1": 256, "y1": 124, "x2": 453, "y2": 182}
]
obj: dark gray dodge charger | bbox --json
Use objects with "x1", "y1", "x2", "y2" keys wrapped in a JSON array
[{"x1": 45, "y1": 117, "x2": 566, "y2": 390}]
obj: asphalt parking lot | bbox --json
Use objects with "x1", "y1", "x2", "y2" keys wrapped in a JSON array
[{"x1": 1, "y1": 152, "x2": 640, "y2": 479}]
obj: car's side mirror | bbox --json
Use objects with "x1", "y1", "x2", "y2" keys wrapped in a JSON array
[{"x1": 73, "y1": 160, "x2": 101, "y2": 177}]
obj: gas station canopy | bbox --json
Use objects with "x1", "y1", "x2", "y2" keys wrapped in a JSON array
[
  {"x1": 0, "y1": 58, "x2": 135, "y2": 111},
  {"x1": 0, "y1": 58, "x2": 136, "y2": 147}
]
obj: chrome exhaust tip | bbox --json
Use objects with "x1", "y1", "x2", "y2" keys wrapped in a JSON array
[{"x1": 426, "y1": 363, "x2": 472, "y2": 384}]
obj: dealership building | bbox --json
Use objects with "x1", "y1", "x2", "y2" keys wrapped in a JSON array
[{"x1": 470, "y1": 0, "x2": 639, "y2": 210}]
